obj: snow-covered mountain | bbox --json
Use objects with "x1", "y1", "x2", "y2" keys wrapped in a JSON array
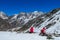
[
  {"x1": 1, "y1": 8, "x2": 60, "y2": 40},
  {"x1": 9, "y1": 11, "x2": 44, "y2": 22},
  {"x1": 37, "y1": 8, "x2": 60, "y2": 34},
  {"x1": 8, "y1": 11, "x2": 44, "y2": 28},
  {"x1": 19, "y1": 8, "x2": 60, "y2": 34},
  {"x1": 0, "y1": 11, "x2": 8, "y2": 19},
  {"x1": 1, "y1": 8, "x2": 60, "y2": 34}
]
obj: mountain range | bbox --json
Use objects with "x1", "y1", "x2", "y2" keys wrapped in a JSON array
[{"x1": 0, "y1": 8, "x2": 60, "y2": 34}]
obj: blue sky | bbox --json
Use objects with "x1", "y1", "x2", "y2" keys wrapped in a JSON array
[{"x1": 0, "y1": 0, "x2": 60, "y2": 16}]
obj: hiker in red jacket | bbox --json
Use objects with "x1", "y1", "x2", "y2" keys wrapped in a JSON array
[
  {"x1": 40, "y1": 27, "x2": 46, "y2": 36},
  {"x1": 29, "y1": 27, "x2": 34, "y2": 33}
]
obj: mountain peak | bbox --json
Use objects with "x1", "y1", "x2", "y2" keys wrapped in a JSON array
[
  {"x1": 50, "y1": 8, "x2": 60, "y2": 13},
  {"x1": 33, "y1": 11, "x2": 38, "y2": 13},
  {"x1": 0, "y1": 11, "x2": 8, "y2": 19}
]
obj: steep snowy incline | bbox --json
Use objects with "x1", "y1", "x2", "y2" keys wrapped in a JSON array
[
  {"x1": 46, "y1": 20, "x2": 60, "y2": 34},
  {"x1": 39, "y1": 10, "x2": 60, "y2": 30},
  {"x1": 39, "y1": 10, "x2": 60, "y2": 34}
]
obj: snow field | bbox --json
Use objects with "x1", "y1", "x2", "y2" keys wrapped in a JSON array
[{"x1": 0, "y1": 31, "x2": 47, "y2": 40}]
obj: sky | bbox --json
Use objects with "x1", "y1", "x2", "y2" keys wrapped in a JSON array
[{"x1": 0, "y1": 0, "x2": 60, "y2": 16}]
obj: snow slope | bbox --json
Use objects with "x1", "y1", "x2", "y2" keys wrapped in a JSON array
[
  {"x1": 46, "y1": 10, "x2": 60, "y2": 34},
  {"x1": 46, "y1": 20, "x2": 60, "y2": 34},
  {"x1": 0, "y1": 31, "x2": 46, "y2": 40},
  {"x1": 0, "y1": 31, "x2": 60, "y2": 40},
  {"x1": 37, "y1": 10, "x2": 60, "y2": 34}
]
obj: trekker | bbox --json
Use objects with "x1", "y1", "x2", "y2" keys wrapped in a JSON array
[
  {"x1": 29, "y1": 26, "x2": 34, "y2": 33},
  {"x1": 40, "y1": 27, "x2": 46, "y2": 36}
]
